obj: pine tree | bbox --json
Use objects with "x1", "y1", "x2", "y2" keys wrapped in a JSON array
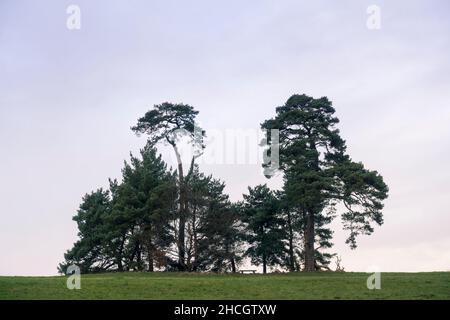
[
  {"x1": 58, "y1": 189, "x2": 114, "y2": 273},
  {"x1": 111, "y1": 143, "x2": 177, "y2": 271},
  {"x1": 240, "y1": 185, "x2": 286, "y2": 274},
  {"x1": 59, "y1": 144, "x2": 177, "y2": 273},
  {"x1": 262, "y1": 94, "x2": 388, "y2": 271},
  {"x1": 183, "y1": 165, "x2": 243, "y2": 272}
]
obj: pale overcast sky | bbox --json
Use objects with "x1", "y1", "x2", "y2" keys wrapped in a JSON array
[{"x1": 1, "y1": 0, "x2": 449, "y2": 275}]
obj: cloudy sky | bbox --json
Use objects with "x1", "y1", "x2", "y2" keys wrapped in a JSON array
[{"x1": 1, "y1": 0, "x2": 449, "y2": 275}]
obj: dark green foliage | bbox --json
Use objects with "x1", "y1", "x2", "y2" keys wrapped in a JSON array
[
  {"x1": 334, "y1": 160, "x2": 389, "y2": 248},
  {"x1": 131, "y1": 102, "x2": 205, "y2": 151},
  {"x1": 262, "y1": 94, "x2": 388, "y2": 271},
  {"x1": 60, "y1": 143, "x2": 242, "y2": 274},
  {"x1": 61, "y1": 94, "x2": 388, "y2": 274},
  {"x1": 110, "y1": 144, "x2": 177, "y2": 271},
  {"x1": 60, "y1": 144, "x2": 177, "y2": 273},
  {"x1": 58, "y1": 189, "x2": 114, "y2": 273},
  {"x1": 131, "y1": 102, "x2": 206, "y2": 270},
  {"x1": 184, "y1": 165, "x2": 243, "y2": 272},
  {"x1": 240, "y1": 185, "x2": 286, "y2": 274}
]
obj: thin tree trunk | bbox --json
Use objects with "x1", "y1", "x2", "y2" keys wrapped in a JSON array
[
  {"x1": 136, "y1": 241, "x2": 142, "y2": 270},
  {"x1": 304, "y1": 138, "x2": 318, "y2": 272},
  {"x1": 129, "y1": 248, "x2": 136, "y2": 271},
  {"x1": 172, "y1": 144, "x2": 186, "y2": 271},
  {"x1": 192, "y1": 208, "x2": 198, "y2": 271},
  {"x1": 286, "y1": 210, "x2": 295, "y2": 272},
  {"x1": 148, "y1": 231, "x2": 154, "y2": 272},
  {"x1": 304, "y1": 210, "x2": 315, "y2": 272},
  {"x1": 262, "y1": 253, "x2": 267, "y2": 274},
  {"x1": 148, "y1": 255, "x2": 154, "y2": 272},
  {"x1": 231, "y1": 257, "x2": 236, "y2": 273},
  {"x1": 117, "y1": 235, "x2": 125, "y2": 272},
  {"x1": 225, "y1": 242, "x2": 236, "y2": 273}
]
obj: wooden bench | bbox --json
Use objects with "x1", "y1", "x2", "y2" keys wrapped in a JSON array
[{"x1": 239, "y1": 269, "x2": 257, "y2": 274}]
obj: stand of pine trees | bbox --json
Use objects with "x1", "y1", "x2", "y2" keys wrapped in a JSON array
[{"x1": 59, "y1": 94, "x2": 388, "y2": 274}]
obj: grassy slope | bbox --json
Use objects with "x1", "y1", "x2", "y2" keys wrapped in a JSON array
[{"x1": 0, "y1": 272, "x2": 449, "y2": 300}]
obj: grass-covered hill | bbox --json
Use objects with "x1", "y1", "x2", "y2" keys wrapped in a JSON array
[{"x1": 1, "y1": 272, "x2": 449, "y2": 300}]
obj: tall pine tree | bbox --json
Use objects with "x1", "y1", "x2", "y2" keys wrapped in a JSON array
[{"x1": 262, "y1": 94, "x2": 388, "y2": 271}]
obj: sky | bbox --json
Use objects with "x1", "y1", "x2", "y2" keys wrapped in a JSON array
[{"x1": 0, "y1": 0, "x2": 449, "y2": 275}]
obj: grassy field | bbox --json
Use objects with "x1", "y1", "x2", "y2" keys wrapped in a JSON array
[{"x1": 0, "y1": 272, "x2": 449, "y2": 300}]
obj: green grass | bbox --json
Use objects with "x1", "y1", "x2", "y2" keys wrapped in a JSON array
[{"x1": 0, "y1": 272, "x2": 449, "y2": 300}]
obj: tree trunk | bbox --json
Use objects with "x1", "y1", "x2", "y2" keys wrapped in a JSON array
[
  {"x1": 173, "y1": 144, "x2": 187, "y2": 271},
  {"x1": 231, "y1": 257, "x2": 236, "y2": 273},
  {"x1": 117, "y1": 235, "x2": 125, "y2": 272},
  {"x1": 286, "y1": 211, "x2": 295, "y2": 272},
  {"x1": 192, "y1": 208, "x2": 199, "y2": 272},
  {"x1": 147, "y1": 232, "x2": 154, "y2": 272},
  {"x1": 262, "y1": 253, "x2": 267, "y2": 274},
  {"x1": 304, "y1": 210, "x2": 315, "y2": 272},
  {"x1": 304, "y1": 138, "x2": 318, "y2": 272},
  {"x1": 135, "y1": 241, "x2": 142, "y2": 271}
]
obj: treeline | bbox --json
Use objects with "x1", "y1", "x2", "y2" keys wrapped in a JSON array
[{"x1": 59, "y1": 94, "x2": 388, "y2": 274}]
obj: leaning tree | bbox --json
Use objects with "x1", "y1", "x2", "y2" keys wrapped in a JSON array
[
  {"x1": 261, "y1": 94, "x2": 388, "y2": 271},
  {"x1": 131, "y1": 102, "x2": 205, "y2": 270}
]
